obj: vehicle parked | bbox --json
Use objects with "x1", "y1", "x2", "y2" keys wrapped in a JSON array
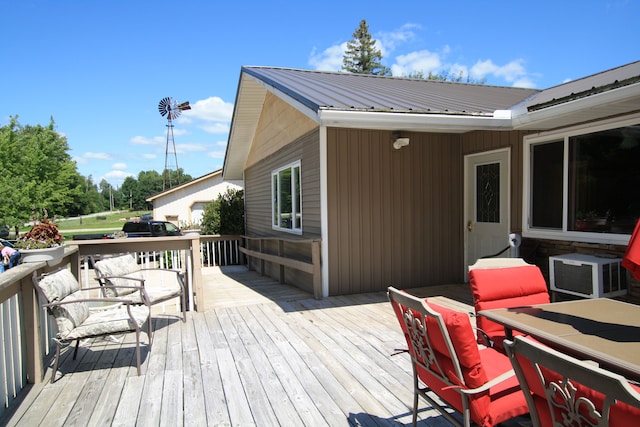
[{"x1": 121, "y1": 220, "x2": 182, "y2": 237}]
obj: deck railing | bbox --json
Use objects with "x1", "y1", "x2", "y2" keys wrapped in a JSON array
[
  {"x1": 0, "y1": 234, "x2": 244, "y2": 417},
  {"x1": 240, "y1": 236, "x2": 322, "y2": 298}
]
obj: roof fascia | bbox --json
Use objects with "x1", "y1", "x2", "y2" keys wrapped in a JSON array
[
  {"x1": 512, "y1": 82, "x2": 640, "y2": 129},
  {"x1": 317, "y1": 109, "x2": 512, "y2": 133}
]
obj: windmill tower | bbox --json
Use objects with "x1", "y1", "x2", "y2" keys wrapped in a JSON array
[{"x1": 158, "y1": 97, "x2": 191, "y2": 190}]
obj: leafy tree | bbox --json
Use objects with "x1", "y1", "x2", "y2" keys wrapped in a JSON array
[
  {"x1": 342, "y1": 19, "x2": 390, "y2": 76},
  {"x1": 0, "y1": 117, "x2": 86, "y2": 227},
  {"x1": 405, "y1": 70, "x2": 487, "y2": 84},
  {"x1": 201, "y1": 189, "x2": 244, "y2": 235}
]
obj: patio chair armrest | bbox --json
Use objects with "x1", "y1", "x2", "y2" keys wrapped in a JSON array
[
  {"x1": 94, "y1": 274, "x2": 146, "y2": 285},
  {"x1": 42, "y1": 296, "x2": 141, "y2": 308},
  {"x1": 457, "y1": 369, "x2": 516, "y2": 395}
]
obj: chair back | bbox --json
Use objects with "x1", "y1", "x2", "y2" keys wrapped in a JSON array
[
  {"x1": 94, "y1": 254, "x2": 143, "y2": 297},
  {"x1": 468, "y1": 264, "x2": 549, "y2": 349},
  {"x1": 33, "y1": 269, "x2": 90, "y2": 336},
  {"x1": 504, "y1": 336, "x2": 640, "y2": 427},
  {"x1": 388, "y1": 288, "x2": 490, "y2": 417}
]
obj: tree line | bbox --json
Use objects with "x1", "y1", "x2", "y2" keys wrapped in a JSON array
[{"x1": 0, "y1": 116, "x2": 191, "y2": 227}]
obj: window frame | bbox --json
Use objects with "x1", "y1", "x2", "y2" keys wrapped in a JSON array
[
  {"x1": 271, "y1": 160, "x2": 302, "y2": 234},
  {"x1": 523, "y1": 114, "x2": 640, "y2": 245}
]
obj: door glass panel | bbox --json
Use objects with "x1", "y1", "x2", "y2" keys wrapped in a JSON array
[{"x1": 476, "y1": 163, "x2": 500, "y2": 223}]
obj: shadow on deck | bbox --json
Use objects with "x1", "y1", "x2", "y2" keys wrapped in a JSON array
[{"x1": 1, "y1": 266, "x2": 481, "y2": 427}]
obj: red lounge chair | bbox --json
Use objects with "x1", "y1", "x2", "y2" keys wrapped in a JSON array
[
  {"x1": 388, "y1": 287, "x2": 529, "y2": 427},
  {"x1": 504, "y1": 336, "x2": 640, "y2": 427},
  {"x1": 468, "y1": 263, "x2": 549, "y2": 350}
]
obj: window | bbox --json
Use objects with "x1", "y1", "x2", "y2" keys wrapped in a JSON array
[
  {"x1": 525, "y1": 119, "x2": 640, "y2": 242},
  {"x1": 272, "y1": 161, "x2": 302, "y2": 233}
]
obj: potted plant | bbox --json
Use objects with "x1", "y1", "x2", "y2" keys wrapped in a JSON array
[
  {"x1": 14, "y1": 208, "x2": 65, "y2": 265},
  {"x1": 179, "y1": 220, "x2": 201, "y2": 235}
]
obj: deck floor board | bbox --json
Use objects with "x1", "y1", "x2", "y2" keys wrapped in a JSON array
[{"x1": 1, "y1": 266, "x2": 529, "y2": 426}]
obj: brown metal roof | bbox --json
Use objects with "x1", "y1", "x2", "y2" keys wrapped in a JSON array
[
  {"x1": 525, "y1": 60, "x2": 640, "y2": 111},
  {"x1": 243, "y1": 66, "x2": 540, "y2": 117}
]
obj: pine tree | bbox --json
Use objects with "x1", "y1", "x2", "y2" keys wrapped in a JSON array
[{"x1": 342, "y1": 19, "x2": 390, "y2": 75}]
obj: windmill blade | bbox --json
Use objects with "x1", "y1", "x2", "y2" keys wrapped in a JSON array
[{"x1": 158, "y1": 97, "x2": 173, "y2": 117}]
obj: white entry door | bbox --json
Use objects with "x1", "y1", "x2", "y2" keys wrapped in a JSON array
[{"x1": 465, "y1": 149, "x2": 510, "y2": 268}]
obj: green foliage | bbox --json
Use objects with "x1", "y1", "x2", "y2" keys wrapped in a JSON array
[
  {"x1": 0, "y1": 117, "x2": 87, "y2": 226},
  {"x1": 342, "y1": 19, "x2": 390, "y2": 76},
  {"x1": 404, "y1": 69, "x2": 487, "y2": 84},
  {"x1": 201, "y1": 189, "x2": 244, "y2": 235}
]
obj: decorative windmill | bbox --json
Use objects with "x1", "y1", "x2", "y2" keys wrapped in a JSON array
[{"x1": 158, "y1": 97, "x2": 191, "y2": 190}]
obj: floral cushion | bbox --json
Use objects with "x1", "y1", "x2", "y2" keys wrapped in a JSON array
[
  {"x1": 94, "y1": 254, "x2": 144, "y2": 297},
  {"x1": 62, "y1": 305, "x2": 149, "y2": 341},
  {"x1": 37, "y1": 269, "x2": 90, "y2": 335},
  {"x1": 38, "y1": 268, "x2": 81, "y2": 301}
]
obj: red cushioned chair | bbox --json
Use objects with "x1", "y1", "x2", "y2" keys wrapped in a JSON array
[
  {"x1": 504, "y1": 336, "x2": 640, "y2": 427},
  {"x1": 387, "y1": 287, "x2": 529, "y2": 427},
  {"x1": 468, "y1": 262, "x2": 549, "y2": 351}
]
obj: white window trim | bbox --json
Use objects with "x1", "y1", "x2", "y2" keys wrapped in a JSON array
[
  {"x1": 522, "y1": 114, "x2": 640, "y2": 246},
  {"x1": 271, "y1": 160, "x2": 302, "y2": 235}
]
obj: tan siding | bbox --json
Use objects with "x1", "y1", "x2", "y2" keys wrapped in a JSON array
[
  {"x1": 245, "y1": 130, "x2": 321, "y2": 237},
  {"x1": 327, "y1": 128, "x2": 464, "y2": 295},
  {"x1": 245, "y1": 93, "x2": 318, "y2": 170}
]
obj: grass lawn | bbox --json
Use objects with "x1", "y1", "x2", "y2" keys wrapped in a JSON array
[{"x1": 53, "y1": 210, "x2": 151, "y2": 238}]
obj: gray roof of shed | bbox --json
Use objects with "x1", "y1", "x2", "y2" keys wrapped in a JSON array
[{"x1": 242, "y1": 66, "x2": 540, "y2": 116}]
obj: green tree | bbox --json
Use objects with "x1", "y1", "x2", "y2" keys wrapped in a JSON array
[
  {"x1": 342, "y1": 19, "x2": 390, "y2": 76},
  {"x1": 201, "y1": 189, "x2": 244, "y2": 235},
  {"x1": 0, "y1": 117, "x2": 86, "y2": 227},
  {"x1": 405, "y1": 69, "x2": 487, "y2": 84}
]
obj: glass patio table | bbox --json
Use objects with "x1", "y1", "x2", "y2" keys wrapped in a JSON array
[{"x1": 479, "y1": 298, "x2": 640, "y2": 382}]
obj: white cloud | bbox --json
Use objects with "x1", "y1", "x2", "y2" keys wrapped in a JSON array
[
  {"x1": 208, "y1": 150, "x2": 226, "y2": 159},
  {"x1": 470, "y1": 59, "x2": 536, "y2": 87},
  {"x1": 199, "y1": 123, "x2": 230, "y2": 134},
  {"x1": 185, "y1": 96, "x2": 233, "y2": 122},
  {"x1": 105, "y1": 170, "x2": 134, "y2": 180},
  {"x1": 391, "y1": 49, "x2": 442, "y2": 77},
  {"x1": 131, "y1": 135, "x2": 164, "y2": 145},
  {"x1": 83, "y1": 152, "x2": 112, "y2": 160},
  {"x1": 176, "y1": 143, "x2": 207, "y2": 153},
  {"x1": 112, "y1": 162, "x2": 127, "y2": 170},
  {"x1": 142, "y1": 153, "x2": 156, "y2": 159},
  {"x1": 309, "y1": 43, "x2": 347, "y2": 71},
  {"x1": 378, "y1": 23, "x2": 420, "y2": 55}
]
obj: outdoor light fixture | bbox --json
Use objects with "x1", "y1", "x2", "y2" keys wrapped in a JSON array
[{"x1": 392, "y1": 132, "x2": 410, "y2": 150}]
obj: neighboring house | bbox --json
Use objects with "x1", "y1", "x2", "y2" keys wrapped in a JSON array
[
  {"x1": 223, "y1": 61, "x2": 640, "y2": 297},
  {"x1": 147, "y1": 169, "x2": 243, "y2": 226}
]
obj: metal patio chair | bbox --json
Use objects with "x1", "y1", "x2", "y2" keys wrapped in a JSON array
[
  {"x1": 388, "y1": 287, "x2": 529, "y2": 427},
  {"x1": 504, "y1": 336, "x2": 640, "y2": 427},
  {"x1": 92, "y1": 253, "x2": 186, "y2": 322},
  {"x1": 33, "y1": 268, "x2": 151, "y2": 383}
]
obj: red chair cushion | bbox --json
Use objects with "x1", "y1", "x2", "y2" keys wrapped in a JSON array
[
  {"x1": 469, "y1": 266, "x2": 550, "y2": 348},
  {"x1": 424, "y1": 301, "x2": 488, "y2": 389}
]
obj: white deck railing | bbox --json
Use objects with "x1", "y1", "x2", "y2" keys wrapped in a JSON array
[{"x1": 0, "y1": 234, "x2": 243, "y2": 418}]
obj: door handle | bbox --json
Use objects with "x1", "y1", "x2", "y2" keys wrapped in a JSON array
[{"x1": 467, "y1": 221, "x2": 474, "y2": 232}]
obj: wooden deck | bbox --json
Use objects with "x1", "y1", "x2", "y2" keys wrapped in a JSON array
[{"x1": 1, "y1": 266, "x2": 490, "y2": 427}]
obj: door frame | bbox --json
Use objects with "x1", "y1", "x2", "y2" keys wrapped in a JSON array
[{"x1": 463, "y1": 148, "x2": 511, "y2": 276}]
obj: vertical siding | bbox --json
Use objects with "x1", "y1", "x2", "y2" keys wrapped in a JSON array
[{"x1": 326, "y1": 128, "x2": 464, "y2": 295}]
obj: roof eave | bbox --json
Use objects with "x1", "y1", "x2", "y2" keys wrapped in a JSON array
[
  {"x1": 512, "y1": 82, "x2": 640, "y2": 130},
  {"x1": 318, "y1": 109, "x2": 513, "y2": 133}
]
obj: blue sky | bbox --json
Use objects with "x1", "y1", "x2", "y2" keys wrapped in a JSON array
[{"x1": 1, "y1": 1, "x2": 638, "y2": 187}]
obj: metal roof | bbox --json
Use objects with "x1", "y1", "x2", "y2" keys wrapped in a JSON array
[
  {"x1": 242, "y1": 66, "x2": 540, "y2": 116},
  {"x1": 525, "y1": 60, "x2": 640, "y2": 111}
]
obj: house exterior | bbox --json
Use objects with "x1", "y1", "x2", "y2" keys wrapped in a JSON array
[
  {"x1": 147, "y1": 169, "x2": 243, "y2": 227},
  {"x1": 223, "y1": 61, "x2": 640, "y2": 297}
]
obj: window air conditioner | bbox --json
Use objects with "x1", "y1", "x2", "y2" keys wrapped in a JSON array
[{"x1": 549, "y1": 253, "x2": 627, "y2": 299}]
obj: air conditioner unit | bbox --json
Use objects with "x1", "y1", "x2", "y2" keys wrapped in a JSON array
[{"x1": 549, "y1": 253, "x2": 627, "y2": 299}]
